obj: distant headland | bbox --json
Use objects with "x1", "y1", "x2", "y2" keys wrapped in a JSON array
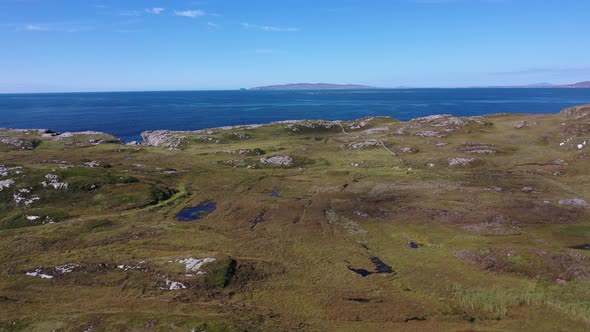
[
  {"x1": 560, "y1": 81, "x2": 590, "y2": 88},
  {"x1": 249, "y1": 83, "x2": 378, "y2": 90},
  {"x1": 485, "y1": 81, "x2": 590, "y2": 89},
  {"x1": 248, "y1": 81, "x2": 590, "y2": 90}
]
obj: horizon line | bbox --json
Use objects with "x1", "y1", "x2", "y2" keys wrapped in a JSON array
[{"x1": 0, "y1": 86, "x2": 585, "y2": 95}]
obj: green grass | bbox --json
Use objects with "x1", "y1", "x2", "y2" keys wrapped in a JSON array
[
  {"x1": 143, "y1": 183, "x2": 188, "y2": 210},
  {"x1": 1, "y1": 111, "x2": 590, "y2": 330},
  {"x1": 452, "y1": 283, "x2": 545, "y2": 318}
]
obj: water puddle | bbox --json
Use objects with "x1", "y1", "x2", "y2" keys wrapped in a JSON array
[
  {"x1": 371, "y1": 257, "x2": 394, "y2": 274},
  {"x1": 176, "y1": 200, "x2": 217, "y2": 222},
  {"x1": 250, "y1": 211, "x2": 266, "y2": 230},
  {"x1": 347, "y1": 298, "x2": 371, "y2": 303},
  {"x1": 347, "y1": 267, "x2": 372, "y2": 277},
  {"x1": 569, "y1": 244, "x2": 590, "y2": 250},
  {"x1": 271, "y1": 191, "x2": 281, "y2": 197},
  {"x1": 405, "y1": 316, "x2": 426, "y2": 322},
  {"x1": 347, "y1": 257, "x2": 395, "y2": 277}
]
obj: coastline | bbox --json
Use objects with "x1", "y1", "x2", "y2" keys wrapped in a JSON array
[
  {"x1": 2, "y1": 104, "x2": 588, "y2": 146},
  {"x1": 0, "y1": 104, "x2": 590, "y2": 150},
  {"x1": 2, "y1": 89, "x2": 589, "y2": 143}
]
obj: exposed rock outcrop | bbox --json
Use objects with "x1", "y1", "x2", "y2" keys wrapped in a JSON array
[
  {"x1": 0, "y1": 129, "x2": 43, "y2": 150},
  {"x1": 558, "y1": 198, "x2": 589, "y2": 208},
  {"x1": 41, "y1": 174, "x2": 68, "y2": 190},
  {"x1": 0, "y1": 179, "x2": 15, "y2": 191},
  {"x1": 461, "y1": 143, "x2": 497, "y2": 154},
  {"x1": 513, "y1": 121, "x2": 539, "y2": 129},
  {"x1": 448, "y1": 157, "x2": 477, "y2": 166},
  {"x1": 560, "y1": 104, "x2": 590, "y2": 119},
  {"x1": 54, "y1": 131, "x2": 122, "y2": 145},
  {"x1": 141, "y1": 130, "x2": 185, "y2": 150},
  {"x1": 394, "y1": 114, "x2": 490, "y2": 137},
  {"x1": 344, "y1": 140, "x2": 382, "y2": 149},
  {"x1": 260, "y1": 155, "x2": 294, "y2": 167},
  {"x1": 285, "y1": 120, "x2": 340, "y2": 132},
  {"x1": 1, "y1": 128, "x2": 122, "y2": 148},
  {"x1": 411, "y1": 114, "x2": 467, "y2": 127}
]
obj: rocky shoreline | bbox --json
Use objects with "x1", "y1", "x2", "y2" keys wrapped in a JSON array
[{"x1": 3, "y1": 104, "x2": 588, "y2": 151}]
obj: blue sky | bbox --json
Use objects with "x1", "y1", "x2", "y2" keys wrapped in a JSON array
[{"x1": 1, "y1": 0, "x2": 590, "y2": 92}]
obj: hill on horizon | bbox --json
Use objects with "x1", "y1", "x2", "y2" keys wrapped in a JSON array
[
  {"x1": 249, "y1": 83, "x2": 378, "y2": 90},
  {"x1": 560, "y1": 81, "x2": 590, "y2": 88},
  {"x1": 248, "y1": 81, "x2": 590, "y2": 91}
]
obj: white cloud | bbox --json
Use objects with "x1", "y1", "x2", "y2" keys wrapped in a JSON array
[
  {"x1": 241, "y1": 22, "x2": 299, "y2": 32},
  {"x1": 207, "y1": 22, "x2": 220, "y2": 29},
  {"x1": 145, "y1": 7, "x2": 165, "y2": 14},
  {"x1": 24, "y1": 24, "x2": 47, "y2": 31},
  {"x1": 119, "y1": 10, "x2": 142, "y2": 17},
  {"x1": 18, "y1": 23, "x2": 86, "y2": 33},
  {"x1": 174, "y1": 10, "x2": 206, "y2": 18}
]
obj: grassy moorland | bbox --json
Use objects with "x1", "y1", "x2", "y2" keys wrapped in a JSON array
[{"x1": 0, "y1": 105, "x2": 589, "y2": 331}]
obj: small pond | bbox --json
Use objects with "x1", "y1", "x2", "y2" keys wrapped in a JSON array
[
  {"x1": 176, "y1": 200, "x2": 217, "y2": 222},
  {"x1": 347, "y1": 257, "x2": 395, "y2": 277}
]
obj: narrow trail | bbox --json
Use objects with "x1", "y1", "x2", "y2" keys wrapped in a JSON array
[
  {"x1": 378, "y1": 139, "x2": 412, "y2": 171},
  {"x1": 337, "y1": 122, "x2": 348, "y2": 134}
]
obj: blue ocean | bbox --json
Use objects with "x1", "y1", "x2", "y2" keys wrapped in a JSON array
[{"x1": 0, "y1": 89, "x2": 589, "y2": 142}]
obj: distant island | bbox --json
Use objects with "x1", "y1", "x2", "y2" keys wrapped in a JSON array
[
  {"x1": 498, "y1": 81, "x2": 590, "y2": 89},
  {"x1": 462, "y1": 81, "x2": 590, "y2": 89},
  {"x1": 249, "y1": 81, "x2": 590, "y2": 90},
  {"x1": 250, "y1": 83, "x2": 378, "y2": 90},
  {"x1": 560, "y1": 81, "x2": 590, "y2": 88}
]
